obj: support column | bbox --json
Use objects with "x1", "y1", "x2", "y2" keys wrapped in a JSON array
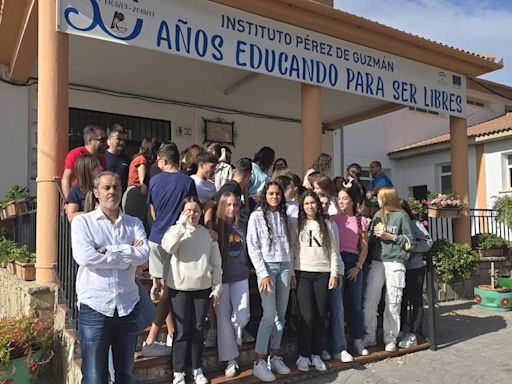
[
  {"x1": 301, "y1": 84, "x2": 322, "y2": 174},
  {"x1": 450, "y1": 116, "x2": 471, "y2": 246},
  {"x1": 36, "y1": 0, "x2": 69, "y2": 283}
]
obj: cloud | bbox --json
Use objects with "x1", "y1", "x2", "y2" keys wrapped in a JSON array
[{"x1": 333, "y1": 0, "x2": 512, "y2": 85}]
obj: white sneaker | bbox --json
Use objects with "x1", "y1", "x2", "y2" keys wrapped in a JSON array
[
  {"x1": 225, "y1": 359, "x2": 239, "y2": 378},
  {"x1": 193, "y1": 368, "x2": 209, "y2": 384},
  {"x1": 167, "y1": 334, "x2": 173, "y2": 347},
  {"x1": 339, "y1": 350, "x2": 354, "y2": 363},
  {"x1": 398, "y1": 333, "x2": 417, "y2": 349},
  {"x1": 321, "y1": 350, "x2": 331, "y2": 360},
  {"x1": 269, "y1": 355, "x2": 291, "y2": 374},
  {"x1": 141, "y1": 341, "x2": 172, "y2": 357},
  {"x1": 310, "y1": 354, "x2": 327, "y2": 371},
  {"x1": 296, "y1": 355, "x2": 311, "y2": 372},
  {"x1": 173, "y1": 372, "x2": 186, "y2": 384},
  {"x1": 204, "y1": 328, "x2": 217, "y2": 348},
  {"x1": 354, "y1": 339, "x2": 369, "y2": 356},
  {"x1": 242, "y1": 328, "x2": 255, "y2": 343},
  {"x1": 253, "y1": 359, "x2": 276, "y2": 382},
  {"x1": 385, "y1": 342, "x2": 397, "y2": 352}
]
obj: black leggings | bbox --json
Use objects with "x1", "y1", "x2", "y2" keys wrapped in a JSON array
[{"x1": 400, "y1": 267, "x2": 425, "y2": 337}]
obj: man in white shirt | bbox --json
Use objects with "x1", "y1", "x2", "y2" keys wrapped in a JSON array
[
  {"x1": 191, "y1": 152, "x2": 218, "y2": 204},
  {"x1": 71, "y1": 171, "x2": 149, "y2": 384}
]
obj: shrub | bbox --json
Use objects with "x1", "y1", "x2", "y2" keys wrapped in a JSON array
[
  {"x1": 493, "y1": 195, "x2": 512, "y2": 228},
  {"x1": 471, "y1": 233, "x2": 510, "y2": 250},
  {"x1": 427, "y1": 240, "x2": 479, "y2": 284},
  {"x1": 0, "y1": 238, "x2": 16, "y2": 263}
]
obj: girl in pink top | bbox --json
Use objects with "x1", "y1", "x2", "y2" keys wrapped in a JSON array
[{"x1": 331, "y1": 187, "x2": 369, "y2": 356}]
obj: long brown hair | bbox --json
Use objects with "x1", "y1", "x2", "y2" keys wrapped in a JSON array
[
  {"x1": 313, "y1": 175, "x2": 336, "y2": 199},
  {"x1": 377, "y1": 187, "x2": 405, "y2": 226},
  {"x1": 73, "y1": 154, "x2": 101, "y2": 212},
  {"x1": 297, "y1": 190, "x2": 331, "y2": 256},
  {"x1": 215, "y1": 192, "x2": 240, "y2": 265}
]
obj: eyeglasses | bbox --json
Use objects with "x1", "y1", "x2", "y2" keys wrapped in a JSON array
[{"x1": 92, "y1": 137, "x2": 107, "y2": 143}]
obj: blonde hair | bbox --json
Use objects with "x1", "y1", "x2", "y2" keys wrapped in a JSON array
[
  {"x1": 215, "y1": 192, "x2": 240, "y2": 265},
  {"x1": 377, "y1": 187, "x2": 405, "y2": 225}
]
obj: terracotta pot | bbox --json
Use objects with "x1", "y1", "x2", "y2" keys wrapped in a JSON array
[
  {"x1": 15, "y1": 261, "x2": 36, "y2": 281},
  {"x1": 5, "y1": 202, "x2": 17, "y2": 218},
  {"x1": 7, "y1": 260, "x2": 16, "y2": 274},
  {"x1": 478, "y1": 248, "x2": 504, "y2": 258},
  {"x1": 427, "y1": 207, "x2": 461, "y2": 219}
]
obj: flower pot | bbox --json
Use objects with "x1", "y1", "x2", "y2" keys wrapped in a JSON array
[
  {"x1": 15, "y1": 201, "x2": 28, "y2": 215},
  {"x1": 15, "y1": 261, "x2": 36, "y2": 281},
  {"x1": 427, "y1": 207, "x2": 461, "y2": 219},
  {"x1": 7, "y1": 260, "x2": 16, "y2": 274},
  {"x1": 5, "y1": 202, "x2": 17, "y2": 218},
  {"x1": 474, "y1": 285, "x2": 512, "y2": 312},
  {"x1": 0, "y1": 350, "x2": 41, "y2": 383},
  {"x1": 478, "y1": 248, "x2": 504, "y2": 258},
  {"x1": 0, "y1": 208, "x2": 7, "y2": 220}
]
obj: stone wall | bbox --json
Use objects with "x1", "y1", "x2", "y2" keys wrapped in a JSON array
[{"x1": 0, "y1": 268, "x2": 57, "y2": 320}]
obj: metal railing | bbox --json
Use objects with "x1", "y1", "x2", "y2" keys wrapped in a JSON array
[{"x1": 470, "y1": 209, "x2": 512, "y2": 241}]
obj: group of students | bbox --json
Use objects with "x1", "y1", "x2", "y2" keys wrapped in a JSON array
[{"x1": 65, "y1": 126, "x2": 433, "y2": 384}]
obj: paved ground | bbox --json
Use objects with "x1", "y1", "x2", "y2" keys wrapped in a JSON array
[{"x1": 300, "y1": 300, "x2": 512, "y2": 384}]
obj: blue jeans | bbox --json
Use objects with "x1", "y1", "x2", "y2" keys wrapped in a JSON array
[
  {"x1": 79, "y1": 303, "x2": 139, "y2": 384},
  {"x1": 255, "y1": 262, "x2": 291, "y2": 355},
  {"x1": 342, "y1": 252, "x2": 364, "y2": 339},
  {"x1": 108, "y1": 280, "x2": 156, "y2": 382},
  {"x1": 329, "y1": 282, "x2": 347, "y2": 353}
]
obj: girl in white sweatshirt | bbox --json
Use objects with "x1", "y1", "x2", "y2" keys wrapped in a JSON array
[
  {"x1": 161, "y1": 196, "x2": 222, "y2": 384},
  {"x1": 247, "y1": 181, "x2": 294, "y2": 382}
]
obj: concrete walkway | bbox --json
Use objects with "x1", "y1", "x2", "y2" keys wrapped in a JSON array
[{"x1": 300, "y1": 300, "x2": 512, "y2": 384}]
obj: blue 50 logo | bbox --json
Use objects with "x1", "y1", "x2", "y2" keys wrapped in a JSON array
[{"x1": 64, "y1": 0, "x2": 143, "y2": 41}]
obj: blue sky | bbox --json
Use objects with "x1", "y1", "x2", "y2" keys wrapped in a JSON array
[{"x1": 333, "y1": 0, "x2": 512, "y2": 85}]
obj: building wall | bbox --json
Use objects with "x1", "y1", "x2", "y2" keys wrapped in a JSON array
[
  {"x1": 484, "y1": 138, "x2": 512, "y2": 207},
  {"x1": 0, "y1": 81, "x2": 30, "y2": 199}
]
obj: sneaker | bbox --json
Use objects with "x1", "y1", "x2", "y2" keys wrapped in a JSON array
[
  {"x1": 193, "y1": 368, "x2": 209, "y2": 384},
  {"x1": 362, "y1": 336, "x2": 377, "y2": 348},
  {"x1": 204, "y1": 328, "x2": 217, "y2": 348},
  {"x1": 173, "y1": 372, "x2": 186, "y2": 384},
  {"x1": 253, "y1": 359, "x2": 276, "y2": 382},
  {"x1": 242, "y1": 328, "x2": 255, "y2": 343},
  {"x1": 225, "y1": 359, "x2": 239, "y2": 378},
  {"x1": 167, "y1": 334, "x2": 173, "y2": 347},
  {"x1": 141, "y1": 341, "x2": 172, "y2": 357},
  {"x1": 269, "y1": 355, "x2": 291, "y2": 374},
  {"x1": 338, "y1": 350, "x2": 354, "y2": 363},
  {"x1": 321, "y1": 350, "x2": 331, "y2": 360},
  {"x1": 385, "y1": 342, "x2": 397, "y2": 352},
  {"x1": 295, "y1": 355, "x2": 311, "y2": 372},
  {"x1": 353, "y1": 339, "x2": 369, "y2": 356},
  {"x1": 398, "y1": 333, "x2": 417, "y2": 349},
  {"x1": 310, "y1": 354, "x2": 327, "y2": 371}
]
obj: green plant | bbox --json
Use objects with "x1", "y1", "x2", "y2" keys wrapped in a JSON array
[
  {"x1": 0, "y1": 315, "x2": 54, "y2": 377},
  {"x1": 3, "y1": 186, "x2": 29, "y2": 204},
  {"x1": 0, "y1": 238, "x2": 16, "y2": 263},
  {"x1": 471, "y1": 233, "x2": 510, "y2": 250},
  {"x1": 9, "y1": 245, "x2": 31, "y2": 263},
  {"x1": 427, "y1": 240, "x2": 479, "y2": 284},
  {"x1": 493, "y1": 195, "x2": 512, "y2": 228},
  {"x1": 405, "y1": 196, "x2": 428, "y2": 221}
]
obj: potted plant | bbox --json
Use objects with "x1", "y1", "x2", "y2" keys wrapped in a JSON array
[
  {"x1": 427, "y1": 239, "x2": 479, "y2": 284},
  {"x1": 2, "y1": 185, "x2": 29, "y2": 218},
  {"x1": 6, "y1": 247, "x2": 18, "y2": 275},
  {"x1": 471, "y1": 233, "x2": 510, "y2": 257},
  {"x1": 425, "y1": 192, "x2": 466, "y2": 218},
  {"x1": 14, "y1": 246, "x2": 36, "y2": 281},
  {"x1": 0, "y1": 315, "x2": 54, "y2": 383},
  {"x1": 405, "y1": 197, "x2": 429, "y2": 225},
  {"x1": 0, "y1": 238, "x2": 16, "y2": 268}
]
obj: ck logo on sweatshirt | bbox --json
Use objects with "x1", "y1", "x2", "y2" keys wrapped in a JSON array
[{"x1": 300, "y1": 230, "x2": 322, "y2": 248}]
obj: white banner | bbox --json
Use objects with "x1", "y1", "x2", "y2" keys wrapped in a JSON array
[{"x1": 57, "y1": 0, "x2": 467, "y2": 117}]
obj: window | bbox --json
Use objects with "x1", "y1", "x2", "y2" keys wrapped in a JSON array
[
  {"x1": 506, "y1": 155, "x2": 512, "y2": 189},
  {"x1": 359, "y1": 168, "x2": 372, "y2": 188},
  {"x1": 440, "y1": 165, "x2": 452, "y2": 194},
  {"x1": 410, "y1": 185, "x2": 428, "y2": 200}
]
